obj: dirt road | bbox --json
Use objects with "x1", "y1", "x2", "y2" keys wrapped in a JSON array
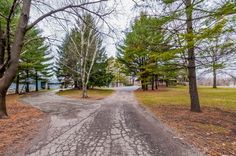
[{"x1": 20, "y1": 87, "x2": 203, "y2": 156}]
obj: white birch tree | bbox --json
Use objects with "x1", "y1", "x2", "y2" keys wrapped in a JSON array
[{"x1": 57, "y1": 13, "x2": 104, "y2": 98}]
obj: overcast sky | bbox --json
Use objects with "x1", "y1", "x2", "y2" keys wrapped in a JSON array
[{"x1": 30, "y1": 0, "x2": 139, "y2": 57}]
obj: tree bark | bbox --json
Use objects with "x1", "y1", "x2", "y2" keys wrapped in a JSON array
[
  {"x1": 0, "y1": 90, "x2": 7, "y2": 118},
  {"x1": 145, "y1": 79, "x2": 148, "y2": 91},
  {"x1": 82, "y1": 83, "x2": 88, "y2": 98},
  {"x1": 47, "y1": 82, "x2": 50, "y2": 90},
  {"x1": 186, "y1": 0, "x2": 201, "y2": 112},
  {"x1": 151, "y1": 75, "x2": 154, "y2": 90},
  {"x1": 146, "y1": 84, "x2": 148, "y2": 91},
  {"x1": 35, "y1": 71, "x2": 38, "y2": 91},
  {"x1": 213, "y1": 68, "x2": 217, "y2": 88},
  {"x1": 0, "y1": 30, "x2": 4, "y2": 66},
  {"x1": 74, "y1": 79, "x2": 78, "y2": 89},
  {"x1": 26, "y1": 69, "x2": 29, "y2": 92},
  {"x1": 141, "y1": 80, "x2": 145, "y2": 91},
  {"x1": 165, "y1": 80, "x2": 169, "y2": 87},
  {"x1": 78, "y1": 80, "x2": 82, "y2": 89},
  {"x1": 155, "y1": 75, "x2": 158, "y2": 89},
  {"x1": 0, "y1": 27, "x2": 6, "y2": 78},
  {"x1": 188, "y1": 65, "x2": 201, "y2": 112},
  {"x1": 15, "y1": 74, "x2": 20, "y2": 94}
]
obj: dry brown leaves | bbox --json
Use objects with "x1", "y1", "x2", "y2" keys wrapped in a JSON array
[
  {"x1": 0, "y1": 94, "x2": 45, "y2": 155},
  {"x1": 149, "y1": 105, "x2": 236, "y2": 156}
]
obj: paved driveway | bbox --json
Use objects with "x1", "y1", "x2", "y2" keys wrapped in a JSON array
[{"x1": 21, "y1": 87, "x2": 203, "y2": 156}]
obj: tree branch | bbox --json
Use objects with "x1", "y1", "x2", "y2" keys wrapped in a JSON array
[{"x1": 27, "y1": 0, "x2": 108, "y2": 31}]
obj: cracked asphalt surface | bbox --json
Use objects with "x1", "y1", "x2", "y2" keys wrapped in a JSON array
[{"x1": 21, "y1": 86, "x2": 203, "y2": 156}]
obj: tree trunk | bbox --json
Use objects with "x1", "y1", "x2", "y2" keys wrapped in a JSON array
[
  {"x1": 82, "y1": 83, "x2": 88, "y2": 98},
  {"x1": 186, "y1": 0, "x2": 201, "y2": 112},
  {"x1": 165, "y1": 80, "x2": 169, "y2": 87},
  {"x1": 0, "y1": 28, "x2": 6, "y2": 78},
  {"x1": 15, "y1": 74, "x2": 20, "y2": 94},
  {"x1": 35, "y1": 71, "x2": 38, "y2": 91},
  {"x1": 0, "y1": 0, "x2": 32, "y2": 118},
  {"x1": 188, "y1": 65, "x2": 201, "y2": 112},
  {"x1": 151, "y1": 75, "x2": 154, "y2": 90},
  {"x1": 213, "y1": 68, "x2": 217, "y2": 88},
  {"x1": 0, "y1": 31, "x2": 4, "y2": 66},
  {"x1": 141, "y1": 80, "x2": 145, "y2": 91},
  {"x1": 0, "y1": 90, "x2": 7, "y2": 118},
  {"x1": 74, "y1": 79, "x2": 78, "y2": 89},
  {"x1": 155, "y1": 75, "x2": 158, "y2": 89},
  {"x1": 47, "y1": 83, "x2": 50, "y2": 90},
  {"x1": 145, "y1": 78, "x2": 148, "y2": 91},
  {"x1": 146, "y1": 84, "x2": 148, "y2": 91},
  {"x1": 78, "y1": 80, "x2": 82, "y2": 90},
  {"x1": 26, "y1": 69, "x2": 29, "y2": 92}
]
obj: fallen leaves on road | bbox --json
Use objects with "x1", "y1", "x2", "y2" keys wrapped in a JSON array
[
  {"x1": 0, "y1": 94, "x2": 46, "y2": 155},
  {"x1": 149, "y1": 105, "x2": 236, "y2": 156}
]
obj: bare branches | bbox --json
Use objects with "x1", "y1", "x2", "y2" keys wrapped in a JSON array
[{"x1": 27, "y1": 0, "x2": 108, "y2": 31}]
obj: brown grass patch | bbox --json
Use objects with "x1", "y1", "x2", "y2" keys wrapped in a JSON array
[
  {"x1": 147, "y1": 105, "x2": 236, "y2": 156},
  {"x1": 135, "y1": 86, "x2": 236, "y2": 155},
  {"x1": 57, "y1": 88, "x2": 114, "y2": 100},
  {"x1": 0, "y1": 94, "x2": 46, "y2": 155}
]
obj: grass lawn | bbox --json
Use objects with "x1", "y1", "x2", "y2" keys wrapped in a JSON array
[
  {"x1": 134, "y1": 86, "x2": 236, "y2": 156},
  {"x1": 135, "y1": 86, "x2": 236, "y2": 110},
  {"x1": 0, "y1": 94, "x2": 45, "y2": 155},
  {"x1": 57, "y1": 88, "x2": 114, "y2": 100}
]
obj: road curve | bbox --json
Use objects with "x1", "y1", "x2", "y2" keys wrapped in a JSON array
[{"x1": 20, "y1": 86, "x2": 203, "y2": 156}]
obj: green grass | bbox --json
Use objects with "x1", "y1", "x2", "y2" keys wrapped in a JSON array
[
  {"x1": 135, "y1": 86, "x2": 236, "y2": 110},
  {"x1": 57, "y1": 88, "x2": 114, "y2": 100}
]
